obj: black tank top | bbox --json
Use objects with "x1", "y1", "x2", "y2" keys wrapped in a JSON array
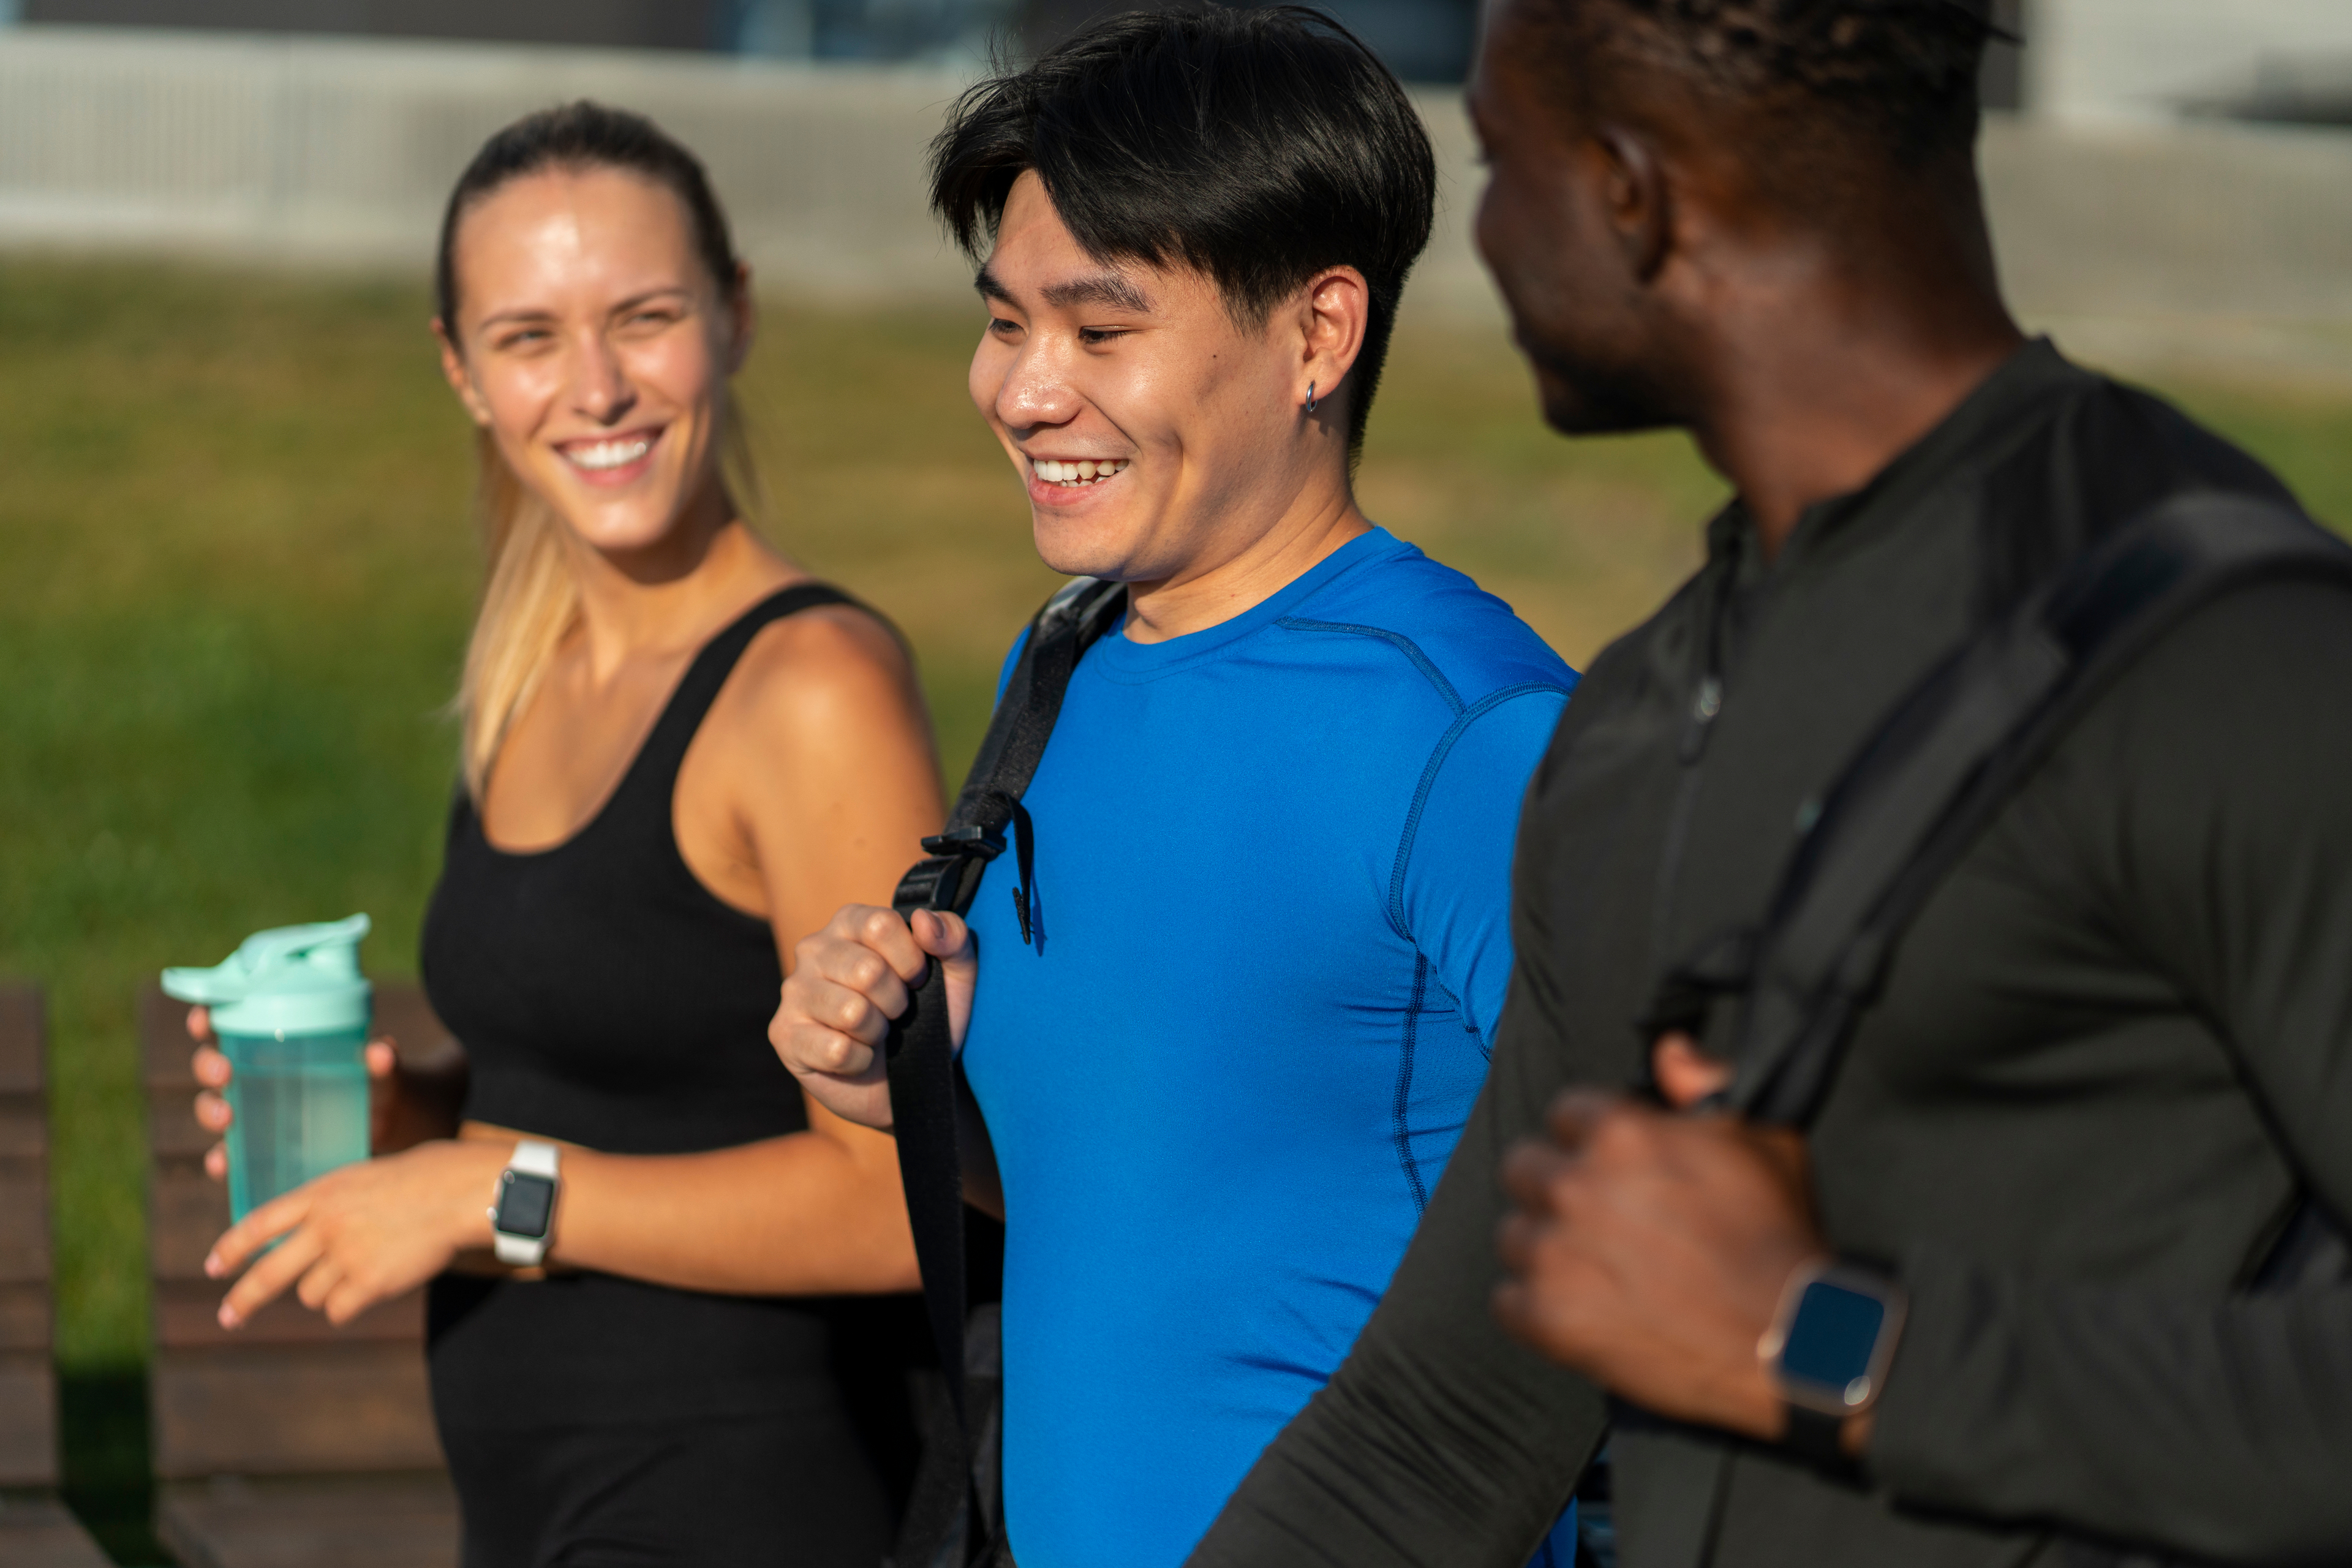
[{"x1": 419, "y1": 584, "x2": 915, "y2": 1430}]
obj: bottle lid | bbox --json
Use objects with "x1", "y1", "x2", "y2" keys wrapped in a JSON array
[{"x1": 161, "y1": 914, "x2": 373, "y2": 1038}]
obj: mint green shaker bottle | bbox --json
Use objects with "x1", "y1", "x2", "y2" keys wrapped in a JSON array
[{"x1": 162, "y1": 914, "x2": 373, "y2": 1222}]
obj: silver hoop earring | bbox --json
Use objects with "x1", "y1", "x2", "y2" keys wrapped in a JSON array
[{"x1": 1305, "y1": 381, "x2": 1318, "y2": 415}]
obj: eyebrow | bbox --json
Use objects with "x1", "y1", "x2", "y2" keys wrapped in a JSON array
[
  {"x1": 974, "y1": 264, "x2": 1149, "y2": 314},
  {"x1": 475, "y1": 287, "x2": 693, "y2": 330}
]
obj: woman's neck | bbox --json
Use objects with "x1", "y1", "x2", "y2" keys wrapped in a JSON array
[{"x1": 564, "y1": 492, "x2": 797, "y2": 683}]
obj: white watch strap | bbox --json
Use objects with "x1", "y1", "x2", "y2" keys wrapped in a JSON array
[{"x1": 490, "y1": 1139, "x2": 561, "y2": 1266}]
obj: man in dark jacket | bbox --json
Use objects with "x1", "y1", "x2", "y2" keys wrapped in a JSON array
[{"x1": 1188, "y1": 1, "x2": 2352, "y2": 1565}]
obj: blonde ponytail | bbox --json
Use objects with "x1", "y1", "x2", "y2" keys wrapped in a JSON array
[{"x1": 456, "y1": 435, "x2": 582, "y2": 801}]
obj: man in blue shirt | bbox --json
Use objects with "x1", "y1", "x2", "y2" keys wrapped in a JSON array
[{"x1": 772, "y1": 10, "x2": 1580, "y2": 1562}]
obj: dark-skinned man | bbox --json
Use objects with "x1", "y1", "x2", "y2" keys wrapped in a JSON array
[{"x1": 1190, "y1": 1, "x2": 2352, "y2": 1566}]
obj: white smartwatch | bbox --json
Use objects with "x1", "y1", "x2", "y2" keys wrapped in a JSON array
[{"x1": 488, "y1": 1139, "x2": 561, "y2": 1267}]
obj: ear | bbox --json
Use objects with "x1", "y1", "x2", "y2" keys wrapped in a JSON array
[
  {"x1": 725, "y1": 260, "x2": 756, "y2": 375},
  {"x1": 1295, "y1": 264, "x2": 1371, "y2": 422},
  {"x1": 432, "y1": 318, "x2": 495, "y2": 429},
  {"x1": 1594, "y1": 123, "x2": 1673, "y2": 283}
]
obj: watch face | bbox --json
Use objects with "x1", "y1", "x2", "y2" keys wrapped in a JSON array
[
  {"x1": 1779, "y1": 1278, "x2": 1889, "y2": 1406},
  {"x1": 494, "y1": 1170, "x2": 556, "y2": 1240}
]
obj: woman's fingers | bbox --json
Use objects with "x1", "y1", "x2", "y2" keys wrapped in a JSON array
[
  {"x1": 185, "y1": 1006, "x2": 211, "y2": 1041},
  {"x1": 364, "y1": 1038, "x2": 398, "y2": 1079},
  {"x1": 207, "y1": 1188, "x2": 309, "y2": 1278},
  {"x1": 203, "y1": 1142, "x2": 228, "y2": 1182},
  {"x1": 191, "y1": 1043, "x2": 235, "y2": 1143},
  {"x1": 295, "y1": 1254, "x2": 345, "y2": 1313},
  {"x1": 216, "y1": 1225, "x2": 323, "y2": 1328}
]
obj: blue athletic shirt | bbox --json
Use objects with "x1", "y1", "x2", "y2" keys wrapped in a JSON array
[{"x1": 958, "y1": 527, "x2": 1578, "y2": 1566}]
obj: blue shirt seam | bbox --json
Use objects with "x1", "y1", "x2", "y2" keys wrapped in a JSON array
[
  {"x1": 1394, "y1": 953, "x2": 1433, "y2": 1214},
  {"x1": 1383, "y1": 681, "x2": 1572, "y2": 952},
  {"x1": 1273, "y1": 617, "x2": 1468, "y2": 714}
]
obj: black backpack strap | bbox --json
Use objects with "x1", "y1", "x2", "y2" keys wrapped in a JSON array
[
  {"x1": 1710, "y1": 491, "x2": 2352, "y2": 1128},
  {"x1": 886, "y1": 576, "x2": 1127, "y2": 1566}
]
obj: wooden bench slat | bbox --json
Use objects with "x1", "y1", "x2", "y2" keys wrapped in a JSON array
[
  {"x1": 157, "y1": 1474, "x2": 459, "y2": 1568},
  {"x1": 0, "y1": 1161, "x2": 50, "y2": 1284},
  {"x1": 0, "y1": 1494, "x2": 112, "y2": 1568},
  {"x1": 0, "y1": 986, "x2": 43, "y2": 1096},
  {"x1": 148, "y1": 1163, "x2": 230, "y2": 1282},
  {"x1": 154, "y1": 1280, "x2": 425, "y2": 1349},
  {"x1": 149, "y1": 1088, "x2": 217, "y2": 1163},
  {"x1": 0, "y1": 1098, "x2": 45, "y2": 1160},
  {"x1": 152, "y1": 1343, "x2": 445, "y2": 1479},
  {"x1": 0, "y1": 1282, "x2": 51, "y2": 1352},
  {"x1": 0, "y1": 1352, "x2": 59, "y2": 1487}
]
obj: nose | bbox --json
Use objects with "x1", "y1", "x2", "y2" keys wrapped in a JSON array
[
  {"x1": 570, "y1": 329, "x2": 638, "y2": 426},
  {"x1": 993, "y1": 333, "x2": 1080, "y2": 437}
]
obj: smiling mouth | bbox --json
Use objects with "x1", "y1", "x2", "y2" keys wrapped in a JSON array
[
  {"x1": 559, "y1": 430, "x2": 662, "y2": 472},
  {"x1": 1029, "y1": 456, "x2": 1129, "y2": 488}
]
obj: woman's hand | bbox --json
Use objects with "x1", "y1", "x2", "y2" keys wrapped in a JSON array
[
  {"x1": 205, "y1": 1137, "x2": 510, "y2": 1328},
  {"x1": 187, "y1": 1005, "x2": 468, "y2": 1181}
]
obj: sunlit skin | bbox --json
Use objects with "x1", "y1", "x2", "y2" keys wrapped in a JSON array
[
  {"x1": 1471, "y1": 0, "x2": 2027, "y2": 1451},
  {"x1": 767, "y1": 170, "x2": 1382, "y2": 1161},
  {"x1": 188, "y1": 165, "x2": 939, "y2": 1328},
  {"x1": 969, "y1": 169, "x2": 1370, "y2": 643}
]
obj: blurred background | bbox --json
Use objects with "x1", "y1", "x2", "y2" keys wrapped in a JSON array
[{"x1": 2, "y1": 1, "x2": 2348, "y2": 1561}]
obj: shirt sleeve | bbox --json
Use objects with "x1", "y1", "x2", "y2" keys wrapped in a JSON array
[
  {"x1": 1866, "y1": 578, "x2": 2352, "y2": 1561},
  {"x1": 1393, "y1": 685, "x2": 1572, "y2": 1045},
  {"x1": 1190, "y1": 690, "x2": 1612, "y2": 1568}
]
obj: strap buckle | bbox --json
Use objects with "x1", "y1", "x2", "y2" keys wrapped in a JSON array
[{"x1": 894, "y1": 824, "x2": 1007, "y2": 916}]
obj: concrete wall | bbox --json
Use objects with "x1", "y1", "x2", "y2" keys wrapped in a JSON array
[
  {"x1": 2030, "y1": 0, "x2": 2352, "y2": 123},
  {"x1": 0, "y1": 28, "x2": 976, "y2": 294},
  {"x1": 4, "y1": 26, "x2": 2351, "y2": 380}
]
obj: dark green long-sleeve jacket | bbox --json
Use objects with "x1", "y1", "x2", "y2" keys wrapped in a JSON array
[{"x1": 1189, "y1": 340, "x2": 2352, "y2": 1567}]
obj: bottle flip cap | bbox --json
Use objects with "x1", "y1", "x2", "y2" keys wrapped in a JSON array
[{"x1": 162, "y1": 914, "x2": 373, "y2": 1038}]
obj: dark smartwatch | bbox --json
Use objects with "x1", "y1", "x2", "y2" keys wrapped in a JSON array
[{"x1": 1759, "y1": 1259, "x2": 1906, "y2": 1464}]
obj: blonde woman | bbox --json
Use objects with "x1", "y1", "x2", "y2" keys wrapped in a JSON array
[{"x1": 186, "y1": 103, "x2": 939, "y2": 1564}]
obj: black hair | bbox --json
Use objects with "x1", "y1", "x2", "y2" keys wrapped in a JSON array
[
  {"x1": 435, "y1": 100, "x2": 742, "y2": 335},
  {"x1": 929, "y1": 5, "x2": 1437, "y2": 457},
  {"x1": 1544, "y1": 0, "x2": 2008, "y2": 169}
]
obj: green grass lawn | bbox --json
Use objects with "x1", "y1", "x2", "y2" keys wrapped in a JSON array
[{"x1": 4, "y1": 257, "x2": 2348, "y2": 1559}]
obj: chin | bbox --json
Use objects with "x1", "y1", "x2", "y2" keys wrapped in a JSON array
[
  {"x1": 1532, "y1": 360, "x2": 1675, "y2": 439},
  {"x1": 558, "y1": 500, "x2": 688, "y2": 556},
  {"x1": 1029, "y1": 510, "x2": 1142, "y2": 584}
]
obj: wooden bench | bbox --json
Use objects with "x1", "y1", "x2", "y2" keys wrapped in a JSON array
[
  {"x1": 143, "y1": 982, "x2": 461, "y2": 1568},
  {"x1": 0, "y1": 982, "x2": 114, "y2": 1568}
]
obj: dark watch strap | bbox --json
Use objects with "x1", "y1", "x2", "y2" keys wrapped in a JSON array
[{"x1": 1783, "y1": 1405, "x2": 1853, "y2": 1472}]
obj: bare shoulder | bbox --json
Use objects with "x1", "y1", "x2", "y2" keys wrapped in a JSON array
[{"x1": 710, "y1": 598, "x2": 929, "y2": 759}]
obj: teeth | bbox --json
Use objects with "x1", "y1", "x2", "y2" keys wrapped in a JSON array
[
  {"x1": 568, "y1": 437, "x2": 653, "y2": 470},
  {"x1": 1032, "y1": 457, "x2": 1128, "y2": 487}
]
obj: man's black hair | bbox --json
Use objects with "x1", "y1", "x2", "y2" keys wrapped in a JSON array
[
  {"x1": 930, "y1": 4, "x2": 1437, "y2": 458},
  {"x1": 1541, "y1": 0, "x2": 2010, "y2": 168}
]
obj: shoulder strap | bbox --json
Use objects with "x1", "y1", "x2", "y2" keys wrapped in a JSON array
[
  {"x1": 885, "y1": 576, "x2": 1128, "y2": 1566},
  {"x1": 1709, "y1": 491, "x2": 2352, "y2": 1129},
  {"x1": 630, "y1": 582, "x2": 863, "y2": 785}
]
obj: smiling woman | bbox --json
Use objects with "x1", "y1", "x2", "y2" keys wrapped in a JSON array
[{"x1": 179, "y1": 102, "x2": 944, "y2": 1566}]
